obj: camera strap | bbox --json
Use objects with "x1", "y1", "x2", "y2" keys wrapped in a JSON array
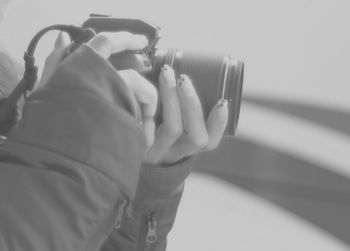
[{"x1": 0, "y1": 25, "x2": 95, "y2": 124}]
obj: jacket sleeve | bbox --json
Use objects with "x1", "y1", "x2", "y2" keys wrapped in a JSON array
[
  {"x1": 0, "y1": 45, "x2": 147, "y2": 251},
  {"x1": 100, "y1": 159, "x2": 192, "y2": 251}
]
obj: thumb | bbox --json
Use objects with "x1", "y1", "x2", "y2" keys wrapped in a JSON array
[
  {"x1": 39, "y1": 32, "x2": 70, "y2": 88},
  {"x1": 54, "y1": 31, "x2": 70, "y2": 49},
  {"x1": 87, "y1": 32, "x2": 148, "y2": 59}
]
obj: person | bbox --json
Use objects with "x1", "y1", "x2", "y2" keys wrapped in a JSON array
[{"x1": 0, "y1": 6, "x2": 228, "y2": 251}]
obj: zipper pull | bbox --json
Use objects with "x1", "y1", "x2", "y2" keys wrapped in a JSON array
[
  {"x1": 146, "y1": 214, "x2": 157, "y2": 243},
  {"x1": 114, "y1": 199, "x2": 127, "y2": 230}
]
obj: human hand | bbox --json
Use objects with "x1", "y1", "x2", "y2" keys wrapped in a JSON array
[
  {"x1": 40, "y1": 31, "x2": 157, "y2": 147},
  {"x1": 144, "y1": 65, "x2": 228, "y2": 165},
  {"x1": 39, "y1": 32, "x2": 70, "y2": 88},
  {"x1": 40, "y1": 32, "x2": 228, "y2": 165},
  {"x1": 40, "y1": 31, "x2": 149, "y2": 88}
]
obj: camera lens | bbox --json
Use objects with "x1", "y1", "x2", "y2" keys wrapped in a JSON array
[{"x1": 150, "y1": 48, "x2": 244, "y2": 135}]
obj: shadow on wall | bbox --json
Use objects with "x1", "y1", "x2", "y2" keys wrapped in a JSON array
[
  {"x1": 193, "y1": 97, "x2": 350, "y2": 247},
  {"x1": 243, "y1": 95, "x2": 350, "y2": 135}
]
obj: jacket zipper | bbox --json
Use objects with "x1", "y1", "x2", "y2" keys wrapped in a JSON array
[
  {"x1": 141, "y1": 213, "x2": 158, "y2": 251},
  {"x1": 114, "y1": 199, "x2": 127, "y2": 230},
  {"x1": 146, "y1": 214, "x2": 157, "y2": 243}
]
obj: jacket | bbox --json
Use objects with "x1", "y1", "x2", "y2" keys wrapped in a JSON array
[{"x1": 0, "y1": 44, "x2": 191, "y2": 251}]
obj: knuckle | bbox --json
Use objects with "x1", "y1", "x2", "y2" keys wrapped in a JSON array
[
  {"x1": 164, "y1": 123, "x2": 183, "y2": 138},
  {"x1": 124, "y1": 69, "x2": 139, "y2": 78},
  {"x1": 95, "y1": 33, "x2": 110, "y2": 44},
  {"x1": 121, "y1": 69, "x2": 140, "y2": 83},
  {"x1": 190, "y1": 132, "x2": 209, "y2": 149}
]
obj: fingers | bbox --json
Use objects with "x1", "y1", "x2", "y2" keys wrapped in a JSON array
[
  {"x1": 162, "y1": 75, "x2": 228, "y2": 164},
  {"x1": 118, "y1": 69, "x2": 158, "y2": 148},
  {"x1": 87, "y1": 32, "x2": 148, "y2": 59},
  {"x1": 88, "y1": 32, "x2": 152, "y2": 146},
  {"x1": 204, "y1": 99, "x2": 228, "y2": 150},
  {"x1": 162, "y1": 75, "x2": 209, "y2": 163},
  {"x1": 142, "y1": 115, "x2": 156, "y2": 149},
  {"x1": 117, "y1": 65, "x2": 228, "y2": 165},
  {"x1": 145, "y1": 65, "x2": 183, "y2": 164},
  {"x1": 177, "y1": 74, "x2": 208, "y2": 145},
  {"x1": 39, "y1": 32, "x2": 70, "y2": 88},
  {"x1": 118, "y1": 69, "x2": 158, "y2": 118}
]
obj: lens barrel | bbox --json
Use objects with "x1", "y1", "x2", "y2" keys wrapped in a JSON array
[{"x1": 150, "y1": 48, "x2": 244, "y2": 135}]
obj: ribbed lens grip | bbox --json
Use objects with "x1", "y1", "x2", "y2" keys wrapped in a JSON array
[
  {"x1": 151, "y1": 48, "x2": 244, "y2": 135},
  {"x1": 176, "y1": 51, "x2": 227, "y2": 111}
]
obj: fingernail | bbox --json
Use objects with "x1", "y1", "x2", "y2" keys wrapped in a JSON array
[
  {"x1": 161, "y1": 65, "x2": 168, "y2": 71},
  {"x1": 160, "y1": 65, "x2": 176, "y2": 87},
  {"x1": 217, "y1": 99, "x2": 228, "y2": 108},
  {"x1": 55, "y1": 32, "x2": 64, "y2": 48},
  {"x1": 178, "y1": 74, "x2": 194, "y2": 96},
  {"x1": 178, "y1": 74, "x2": 187, "y2": 87},
  {"x1": 217, "y1": 99, "x2": 228, "y2": 115}
]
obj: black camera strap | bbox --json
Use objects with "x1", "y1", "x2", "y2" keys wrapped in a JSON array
[{"x1": 0, "y1": 25, "x2": 95, "y2": 124}]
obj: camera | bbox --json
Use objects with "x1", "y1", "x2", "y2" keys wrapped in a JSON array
[
  {"x1": 1, "y1": 15, "x2": 244, "y2": 136},
  {"x1": 83, "y1": 15, "x2": 244, "y2": 135}
]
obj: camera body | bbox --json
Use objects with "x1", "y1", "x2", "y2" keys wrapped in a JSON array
[{"x1": 83, "y1": 15, "x2": 244, "y2": 135}]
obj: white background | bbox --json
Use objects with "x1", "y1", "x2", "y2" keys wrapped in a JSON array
[{"x1": 1, "y1": 0, "x2": 349, "y2": 250}]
